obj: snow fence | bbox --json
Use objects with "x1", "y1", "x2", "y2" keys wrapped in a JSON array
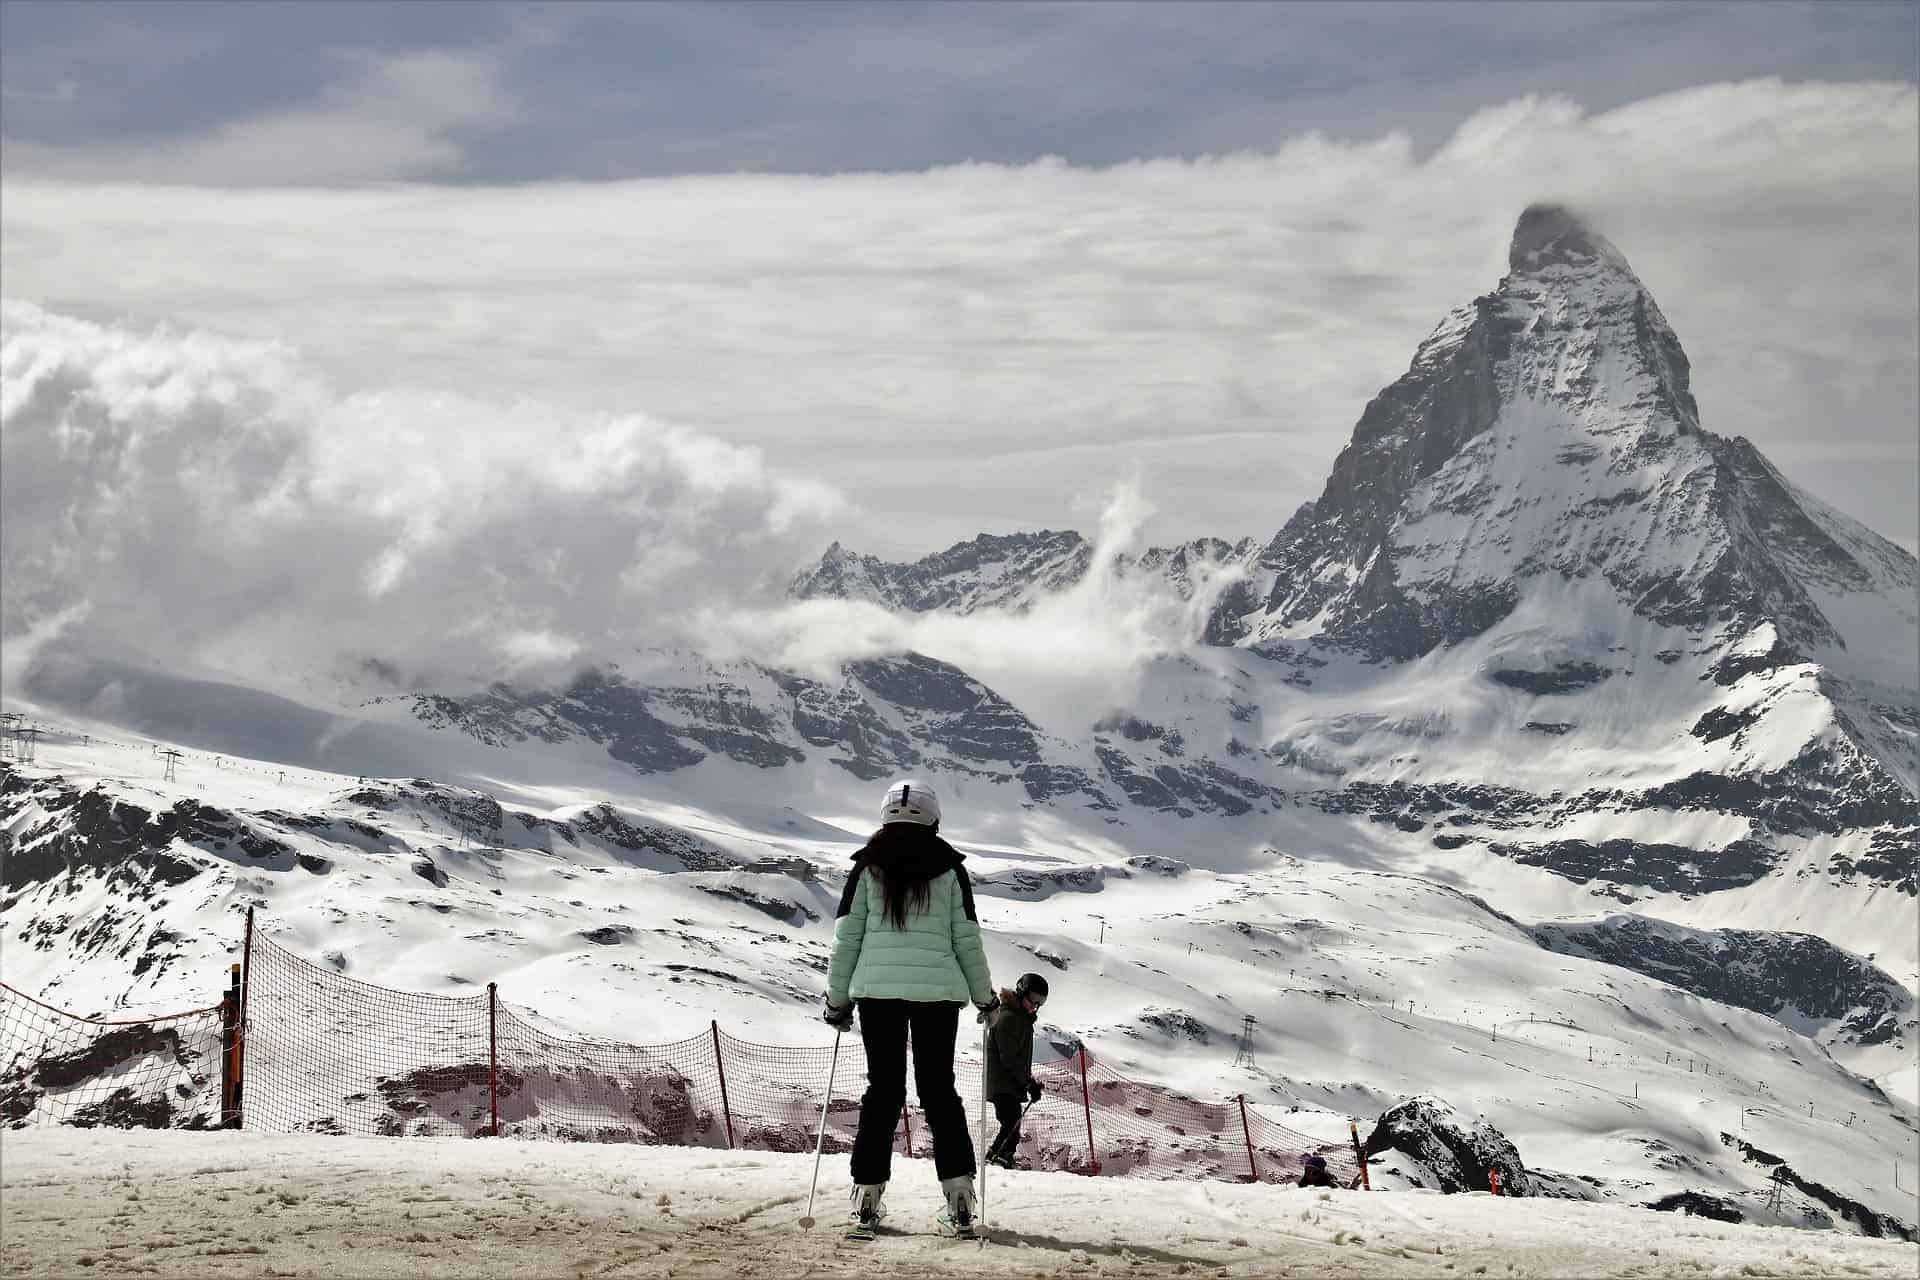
[{"x1": 7, "y1": 915, "x2": 1358, "y2": 1188}]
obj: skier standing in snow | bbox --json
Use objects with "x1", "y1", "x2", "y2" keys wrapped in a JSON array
[
  {"x1": 982, "y1": 972, "x2": 1048, "y2": 1169},
  {"x1": 822, "y1": 780, "x2": 997, "y2": 1240}
]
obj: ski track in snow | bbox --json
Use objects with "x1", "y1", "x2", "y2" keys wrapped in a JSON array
[{"x1": 2, "y1": 1132, "x2": 1915, "y2": 1279}]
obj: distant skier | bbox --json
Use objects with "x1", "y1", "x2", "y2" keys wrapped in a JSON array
[
  {"x1": 822, "y1": 780, "x2": 996, "y2": 1241},
  {"x1": 1297, "y1": 1152, "x2": 1339, "y2": 1188},
  {"x1": 983, "y1": 972, "x2": 1048, "y2": 1170}
]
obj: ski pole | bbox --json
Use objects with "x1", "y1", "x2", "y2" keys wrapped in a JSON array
[
  {"x1": 799, "y1": 1029, "x2": 844, "y2": 1230},
  {"x1": 979, "y1": 1022, "x2": 991, "y2": 1236}
]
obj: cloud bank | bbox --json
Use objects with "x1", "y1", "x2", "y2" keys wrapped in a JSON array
[
  {"x1": 4, "y1": 81, "x2": 1912, "y2": 565},
  {"x1": 0, "y1": 299, "x2": 841, "y2": 699},
  {"x1": 1, "y1": 80, "x2": 1914, "y2": 715}
]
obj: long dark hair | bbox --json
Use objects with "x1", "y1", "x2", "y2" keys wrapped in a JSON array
[{"x1": 861, "y1": 823, "x2": 944, "y2": 929}]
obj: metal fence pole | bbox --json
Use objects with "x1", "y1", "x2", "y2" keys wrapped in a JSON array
[
  {"x1": 1238, "y1": 1094, "x2": 1258, "y2": 1182},
  {"x1": 711, "y1": 1020, "x2": 736, "y2": 1148},
  {"x1": 487, "y1": 982, "x2": 499, "y2": 1137},
  {"x1": 1079, "y1": 1045, "x2": 1100, "y2": 1174},
  {"x1": 236, "y1": 908, "x2": 253, "y2": 1129}
]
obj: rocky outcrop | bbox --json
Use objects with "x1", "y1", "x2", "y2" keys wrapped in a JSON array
[
  {"x1": 1363, "y1": 1095, "x2": 1533, "y2": 1195},
  {"x1": 1533, "y1": 916, "x2": 1914, "y2": 1048}
]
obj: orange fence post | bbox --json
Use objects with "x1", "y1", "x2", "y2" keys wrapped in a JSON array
[
  {"x1": 711, "y1": 1020, "x2": 736, "y2": 1148},
  {"x1": 1237, "y1": 1094, "x2": 1258, "y2": 1182},
  {"x1": 1489, "y1": 1168, "x2": 1500, "y2": 1196},
  {"x1": 487, "y1": 982, "x2": 499, "y2": 1137},
  {"x1": 1079, "y1": 1045, "x2": 1100, "y2": 1174}
]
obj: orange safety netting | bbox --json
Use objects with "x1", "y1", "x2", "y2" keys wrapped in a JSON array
[
  {"x1": 243, "y1": 927, "x2": 490, "y2": 1137},
  {"x1": 0, "y1": 981, "x2": 224, "y2": 1129},
  {"x1": 236, "y1": 920, "x2": 1355, "y2": 1184}
]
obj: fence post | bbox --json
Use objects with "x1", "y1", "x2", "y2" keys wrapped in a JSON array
[
  {"x1": 900, "y1": 1107, "x2": 913, "y2": 1157},
  {"x1": 1349, "y1": 1122, "x2": 1371, "y2": 1190},
  {"x1": 1079, "y1": 1045, "x2": 1099, "y2": 1174},
  {"x1": 711, "y1": 1020, "x2": 736, "y2": 1149},
  {"x1": 1237, "y1": 1094, "x2": 1258, "y2": 1183},
  {"x1": 487, "y1": 982, "x2": 499, "y2": 1137},
  {"x1": 218, "y1": 972, "x2": 237, "y2": 1128},
  {"x1": 236, "y1": 907, "x2": 253, "y2": 1129}
]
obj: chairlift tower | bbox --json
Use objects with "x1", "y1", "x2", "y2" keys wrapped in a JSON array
[
  {"x1": 160, "y1": 749, "x2": 184, "y2": 782},
  {"x1": 1232, "y1": 1014, "x2": 1257, "y2": 1069},
  {"x1": 14, "y1": 726, "x2": 39, "y2": 764}
]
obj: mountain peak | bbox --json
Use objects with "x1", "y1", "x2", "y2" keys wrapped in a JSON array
[{"x1": 1508, "y1": 203, "x2": 1634, "y2": 278}]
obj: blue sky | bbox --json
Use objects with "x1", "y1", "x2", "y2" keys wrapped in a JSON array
[{"x1": 3, "y1": 1, "x2": 1915, "y2": 181}]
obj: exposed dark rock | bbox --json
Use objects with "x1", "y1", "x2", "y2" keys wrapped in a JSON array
[
  {"x1": 1136, "y1": 1010, "x2": 1211, "y2": 1043},
  {"x1": 694, "y1": 884, "x2": 817, "y2": 926},
  {"x1": 569, "y1": 807, "x2": 737, "y2": 872},
  {"x1": 1487, "y1": 663, "x2": 1612, "y2": 696},
  {"x1": 1486, "y1": 836, "x2": 1780, "y2": 895},
  {"x1": 1720, "y1": 1133, "x2": 1912, "y2": 1240},
  {"x1": 1691, "y1": 705, "x2": 1763, "y2": 744},
  {"x1": 1, "y1": 1021, "x2": 212, "y2": 1130},
  {"x1": 1534, "y1": 916, "x2": 1913, "y2": 1047},
  {"x1": 1364, "y1": 1095, "x2": 1533, "y2": 1196},
  {"x1": 1645, "y1": 1191, "x2": 1744, "y2": 1223},
  {"x1": 579, "y1": 925, "x2": 635, "y2": 945}
]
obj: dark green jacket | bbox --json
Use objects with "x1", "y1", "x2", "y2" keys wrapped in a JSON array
[{"x1": 984, "y1": 992, "x2": 1036, "y2": 1097}]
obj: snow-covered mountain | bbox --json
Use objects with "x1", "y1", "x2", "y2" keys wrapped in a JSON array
[
  {"x1": 4, "y1": 206, "x2": 1916, "y2": 1237},
  {"x1": 790, "y1": 530, "x2": 1245, "y2": 616},
  {"x1": 3, "y1": 732, "x2": 1915, "y2": 1238}
]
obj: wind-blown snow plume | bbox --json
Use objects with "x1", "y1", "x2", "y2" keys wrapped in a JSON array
[
  {"x1": 0, "y1": 300, "x2": 843, "y2": 699},
  {"x1": 714, "y1": 479, "x2": 1240, "y2": 731}
]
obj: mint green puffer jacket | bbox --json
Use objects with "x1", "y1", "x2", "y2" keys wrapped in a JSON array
[{"x1": 827, "y1": 829, "x2": 994, "y2": 1007}]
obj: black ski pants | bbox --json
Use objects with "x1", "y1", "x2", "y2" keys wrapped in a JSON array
[
  {"x1": 986, "y1": 1093, "x2": 1024, "y2": 1162},
  {"x1": 851, "y1": 999, "x2": 975, "y2": 1184}
]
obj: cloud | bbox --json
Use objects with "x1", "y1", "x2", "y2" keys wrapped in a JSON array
[
  {"x1": 7, "y1": 79, "x2": 1911, "y2": 559},
  {"x1": 2, "y1": 50, "x2": 511, "y2": 185},
  {"x1": 0, "y1": 299, "x2": 844, "y2": 699},
  {"x1": 709, "y1": 479, "x2": 1240, "y2": 731}
]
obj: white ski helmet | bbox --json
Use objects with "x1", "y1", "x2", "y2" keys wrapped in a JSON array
[{"x1": 880, "y1": 779, "x2": 941, "y2": 828}]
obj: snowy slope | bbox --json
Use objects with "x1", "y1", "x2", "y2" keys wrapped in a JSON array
[
  {"x1": 3, "y1": 719, "x2": 1915, "y2": 1238},
  {"x1": 5, "y1": 1130, "x2": 1918, "y2": 1278}
]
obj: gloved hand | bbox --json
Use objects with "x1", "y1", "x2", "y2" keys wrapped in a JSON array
[
  {"x1": 1026, "y1": 1080, "x2": 1043, "y2": 1104},
  {"x1": 974, "y1": 995, "x2": 1000, "y2": 1025},
  {"x1": 822, "y1": 999, "x2": 855, "y2": 1032}
]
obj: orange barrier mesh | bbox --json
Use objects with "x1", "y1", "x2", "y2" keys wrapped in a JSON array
[
  {"x1": 0, "y1": 981, "x2": 223, "y2": 1129},
  {"x1": 240, "y1": 921, "x2": 1353, "y2": 1182},
  {"x1": 6, "y1": 919, "x2": 1357, "y2": 1186},
  {"x1": 243, "y1": 928, "x2": 490, "y2": 1137}
]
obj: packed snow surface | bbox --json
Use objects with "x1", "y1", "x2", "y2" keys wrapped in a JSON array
[{"x1": 2, "y1": 1131, "x2": 1915, "y2": 1279}]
